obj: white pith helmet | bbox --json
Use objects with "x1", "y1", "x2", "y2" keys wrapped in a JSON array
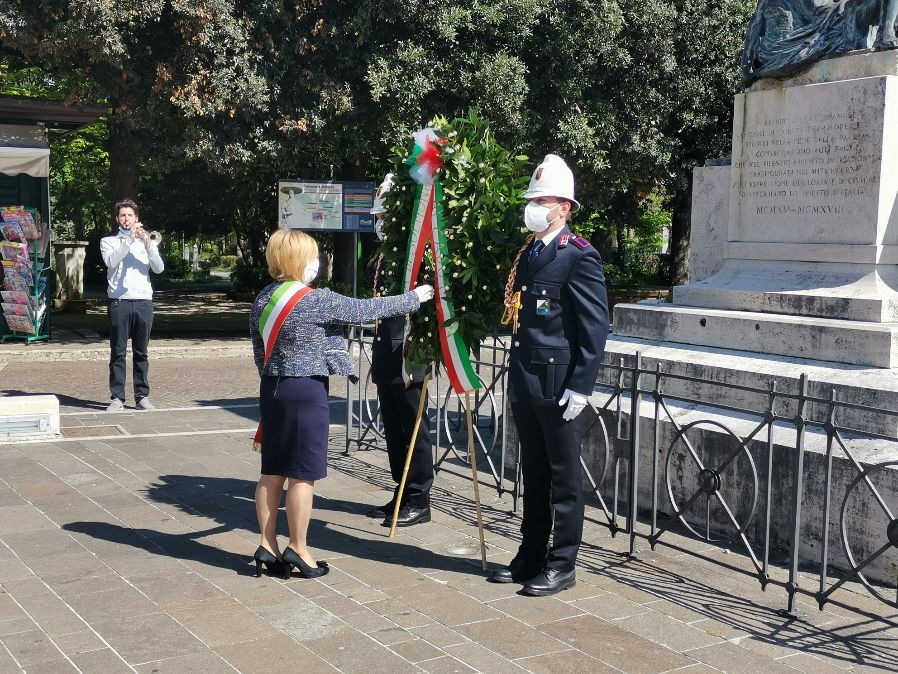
[
  {"x1": 523, "y1": 154, "x2": 580, "y2": 212},
  {"x1": 370, "y1": 172, "x2": 395, "y2": 214}
]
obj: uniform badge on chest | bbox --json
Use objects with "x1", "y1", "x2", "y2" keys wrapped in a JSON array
[{"x1": 536, "y1": 298, "x2": 551, "y2": 316}]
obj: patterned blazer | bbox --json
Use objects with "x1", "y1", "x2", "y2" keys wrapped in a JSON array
[{"x1": 250, "y1": 282, "x2": 420, "y2": 379}]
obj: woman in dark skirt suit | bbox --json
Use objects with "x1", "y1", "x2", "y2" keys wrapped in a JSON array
[{"x1": 249, "y1": 229, "x2": 433, "y2": 578}]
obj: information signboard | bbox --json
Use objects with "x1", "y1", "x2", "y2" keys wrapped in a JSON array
[{"x1": 277, "y1": 179, "x2": 375, "y2": 232}]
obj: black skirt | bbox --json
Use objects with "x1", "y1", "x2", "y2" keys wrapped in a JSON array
[{"x1": 259, "y1": 375, "x2": 329, "y2": 480}]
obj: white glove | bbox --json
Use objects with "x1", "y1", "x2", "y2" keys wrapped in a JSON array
[
  {"x1": 413, "y1": 284, "x2": 435, "y2": 303},
  {"x1": 559, "y1": 389, "x2": 588, "y2": 421}
]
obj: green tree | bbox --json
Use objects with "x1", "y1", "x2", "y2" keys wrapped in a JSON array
[
  {"x1": 0, "y1": 1, "x2": 272, "y2": 201},
  {"x1": 49, "y1": 122, "x2": 110, "y2": 241},
  {"x1": 363, "y1": 0, "x2": 753, "y2": 283},
  {"x1": 1, "y1": 0, "x2": 754, "y2": 287}
]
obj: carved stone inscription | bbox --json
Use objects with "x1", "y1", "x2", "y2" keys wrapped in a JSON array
[{"x1": 731, "y1": 79, "x2": 885, "y2": 245}]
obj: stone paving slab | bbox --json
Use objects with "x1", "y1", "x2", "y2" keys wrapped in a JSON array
[
  {"x1": 0, "y1": 334, "x2": 253, "y2": 367},
  {"x1": 0, "y1": 356, "x2": 261, "y2": 412},
  {"x1": 1, "y1": 363, "x2": 898, "y2": 672}
]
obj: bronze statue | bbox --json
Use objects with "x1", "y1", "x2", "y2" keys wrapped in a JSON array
[{"x1": 743, "y1": 0, "x2": 898, "y2": 85}]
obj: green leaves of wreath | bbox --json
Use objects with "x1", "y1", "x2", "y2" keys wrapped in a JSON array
[{"x1": 377, "y1": 109, "x2": 530, "y2": 366}]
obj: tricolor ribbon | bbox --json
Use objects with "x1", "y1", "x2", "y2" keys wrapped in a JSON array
[
  {"x1": 253, "y1": 281, "x2": 313, "y2": 452},
  {"x1": 402, "y1": 129, "x2": 482, "y2": 394}
]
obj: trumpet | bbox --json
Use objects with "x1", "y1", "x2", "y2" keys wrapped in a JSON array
[{"x1": 132, "y1": 225, "x2": 162, "y2": 245}]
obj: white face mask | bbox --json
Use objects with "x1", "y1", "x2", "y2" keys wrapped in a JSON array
[
  {"x1": 524, "y1": 202, "x2": 560, "y2": 232},
  {"x1": 374, "y1": 217, "x2": 385, "y2": 241},
  {"x1": 303, "y1": 259, "x2": 320, "y2": 284}
]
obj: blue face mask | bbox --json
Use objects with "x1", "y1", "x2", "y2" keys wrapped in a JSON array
[{"x1": 118, "y1": 226, "x2": 131, "y2": 237}]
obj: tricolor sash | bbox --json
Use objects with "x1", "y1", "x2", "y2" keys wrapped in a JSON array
[
  {"x1": 402, "y1": 127, "x2": 482, "y2": 394},
  {"x1": 402, "y1": 182, "x2": 481, "y2": 393},
  {"x1": 253, "y1": 281, "x2": 313, "y2": 452}
]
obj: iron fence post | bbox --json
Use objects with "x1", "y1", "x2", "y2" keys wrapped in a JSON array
[
  {"x1": 818, "y1": 390, "x2": 837, "y2": 606},
  {"x1": 651, "y1": 364, "x2": 662, "y2": 543},
  {"x1": 762, "y1": 381, "x2": 776, "y2": 588},
  {"x1": 345, "y1": 325, "x2": 355, "y2": 455},
  {"x1": 787, "y1": 373, "x2": 808, "y2": 616},
  {"x1": 629, "y1": 352, "x2": 642, "y2": 557}
]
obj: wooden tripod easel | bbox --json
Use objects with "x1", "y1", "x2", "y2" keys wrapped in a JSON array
[{"x1": 387, "y1": 371, "x2": 488, "y2": 571}]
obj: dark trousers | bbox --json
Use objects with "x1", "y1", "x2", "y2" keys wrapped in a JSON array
[
  {"x1": 376, "y1": 379, "x2": 433, "y2": 508},
  {"x1": 108, "y1": 299, "x2": 154, "y2": 402},
  {"x1": 510, "y1": 401, "x2": 585, "y2": 572}
]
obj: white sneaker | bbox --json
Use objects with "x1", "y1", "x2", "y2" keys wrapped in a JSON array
[
  {"x1": 106, "y1": 398, "x2": 124, "y2": 412},
  {"x1": 136, "y1": 397, "x2": 156, "y2": 411}
]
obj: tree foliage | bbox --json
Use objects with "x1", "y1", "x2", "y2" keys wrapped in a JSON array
[
  {"x1": 379, "y1": 110, "x2": 530, "y2": 364},
  {"x1": 0, "y1": 0, "x2": 755, "y2": 284}
]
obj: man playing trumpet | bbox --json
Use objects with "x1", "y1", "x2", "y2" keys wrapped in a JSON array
[{"x1": 100, "y1": 199, "x2": 165, "y2": 412}]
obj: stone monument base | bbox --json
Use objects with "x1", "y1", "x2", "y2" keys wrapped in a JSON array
[
  {"x1": 601, "y1": 335, "x2": 898, "y2": 434},
  {"x1": 658, "y1": 59, "x2": 898, "y2": 371},
  {"x1": 613, "y1": 302, "x2": 898, "y2": 368},
  {"x1": 674, "y1": 259, "x2": 898, "y2": 323}
]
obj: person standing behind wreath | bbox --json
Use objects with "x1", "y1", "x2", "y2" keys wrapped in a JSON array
[
  {"x1": 489, "y1": 154, "x2": 609, "y2": 596},
  {"x1": 100, "y1": 199, "x2": 165, "y2": 412},
  {"x1": 249, "y1": 229, "x2": 435, "y2": 579},
  {"x1": 366, "y1": 174, "x2": 434, "y2": 528}
]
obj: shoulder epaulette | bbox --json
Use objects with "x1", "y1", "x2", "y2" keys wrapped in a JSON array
[{"x1": 572, "y1": 236, "x2": 591, "y2": 249}]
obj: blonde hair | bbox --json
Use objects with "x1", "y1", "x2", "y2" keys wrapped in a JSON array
[{"x1": 266, "y1": 229, "x2": 319, "y2": 281}]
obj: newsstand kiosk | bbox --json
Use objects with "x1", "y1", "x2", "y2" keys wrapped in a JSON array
[
  {"x1": 0, "y1": 96, "x2": 103, "y2": 441},
  {"x1": 0, "y1": 122, "x2": 51, "y2": 343}
]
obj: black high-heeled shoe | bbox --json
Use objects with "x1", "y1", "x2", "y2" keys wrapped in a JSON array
[
  {"x1": 282, "y1": 547, "x2": 329, "y2": 579},
  {"x1": 253, "y1": 546, "x2": 284, "y2": 577}
]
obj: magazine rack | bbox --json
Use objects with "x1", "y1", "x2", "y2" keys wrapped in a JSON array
[
  {"x1": 0, "y1": 192, "x2": 52, "y2": 343},
  {"x1": 0, "y1": 203, "x2": 51, "y2": 344}
]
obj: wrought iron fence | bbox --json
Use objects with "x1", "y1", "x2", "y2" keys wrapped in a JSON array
[
  {"x1": 343, "y1": 325, "x2": 898, "y2": 620},
  {"x1": 344, "y1": 326, "x2": 513, "y2": 495}
]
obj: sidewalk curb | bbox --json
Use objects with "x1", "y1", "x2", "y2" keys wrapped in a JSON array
[{"x1": 0, "y1": 343, "x2": 254, "y2": 364}]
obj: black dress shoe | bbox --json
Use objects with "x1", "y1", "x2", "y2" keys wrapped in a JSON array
[
  {"x1": 522, "y1": 568, "x2": 576, "y2": 596},
  {"x1": 488, "y1": 566, "x2": 541, "y2": 584},
  {"x1": 382, "y1": 505, "x2": 431, "y2": 527},
  {"x1": 487, "y1": 559, "x2": 542, "y2": 584},
  {"x1": 366, "y1": 501, "x2": 395, "y2": 519}
]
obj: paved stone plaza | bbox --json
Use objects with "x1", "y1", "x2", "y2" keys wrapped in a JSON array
[{"x1": 1, "y1": 346, "x2": 897, "y2": 673}]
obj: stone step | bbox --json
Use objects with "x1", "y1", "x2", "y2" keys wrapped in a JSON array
[
  {"x1": 602, "y1": 335, "x2": 898, "y2": 436},
  {"x1": 612, "y1": 303, "x2": 898, "y2": 368},
  {"x1": 674, "y1": 260, "x2": 898, "y2": 323}
]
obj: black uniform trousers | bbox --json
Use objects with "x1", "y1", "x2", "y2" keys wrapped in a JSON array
[
  {"x1": 510, "y1": 400, "x2": 585, "y2": 572},
  {"x1": 376, "y1": 378, "x2": 433, "y2": 509},
  {"x1": 108, "y1": 298, "x2": 154, "y2": 402},
  {"x1": 371, "y1": 309, "x2": 433, "y2": 509}
]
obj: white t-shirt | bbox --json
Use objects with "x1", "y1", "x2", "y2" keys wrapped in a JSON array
[{"x1": 100, "y1": 233, "x2": 165, "y2": 299}]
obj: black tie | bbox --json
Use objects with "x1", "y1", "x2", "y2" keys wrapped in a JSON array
[{"x1": 528, "y1": 240, "x2": 545, "y2": 265}]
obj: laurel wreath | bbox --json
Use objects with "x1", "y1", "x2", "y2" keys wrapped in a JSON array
[{"x1": 377, "y1": 109, "x2": 530, "y2": 366}]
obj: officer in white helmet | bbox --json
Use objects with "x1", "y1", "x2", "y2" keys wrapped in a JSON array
[
  {"x1": 491, "y1": 154, "x2": 609, "y2": 595},
  {"x1": 366, "y1": 173, "x2": 434, "y2": 527}
]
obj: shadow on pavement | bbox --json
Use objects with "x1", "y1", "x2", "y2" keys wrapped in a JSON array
[
  {"x1": 195, "y1": 397, "x2": 259, "y2": 422},
  {"x1": 575, "y1": 541, "x2": 898, "y2": 670},
  {"x1": 63, "y1": 521, "x2": 250, "y2": 575},
  {"x1": 63, "y1": 473, "x2": 480, "y2": 580},
  {"x1": 1, "y1": 389, "x2": 107, "y2": 411},
  {"x1": 332, "y1": 452, "x2": 898, "y2": 670}
]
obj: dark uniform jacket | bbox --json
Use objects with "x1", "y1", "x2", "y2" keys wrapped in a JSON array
[
  {"x1": 507, "y1": 226, "x2": 609, "y2": 406},
  {"x1": 370, "y1": 269, "x2": 428, "y2": 386},
  {"x1": 371, "y1": 314, "x2": 404, "y2": 385}
]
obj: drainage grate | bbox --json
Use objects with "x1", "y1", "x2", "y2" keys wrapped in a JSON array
[
  {"x1": 60, "y1": 425, "x2": 125, "y2": 438},
  {"x1": 445, "y1": 544, "x2": 484, "y2": 557}
]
